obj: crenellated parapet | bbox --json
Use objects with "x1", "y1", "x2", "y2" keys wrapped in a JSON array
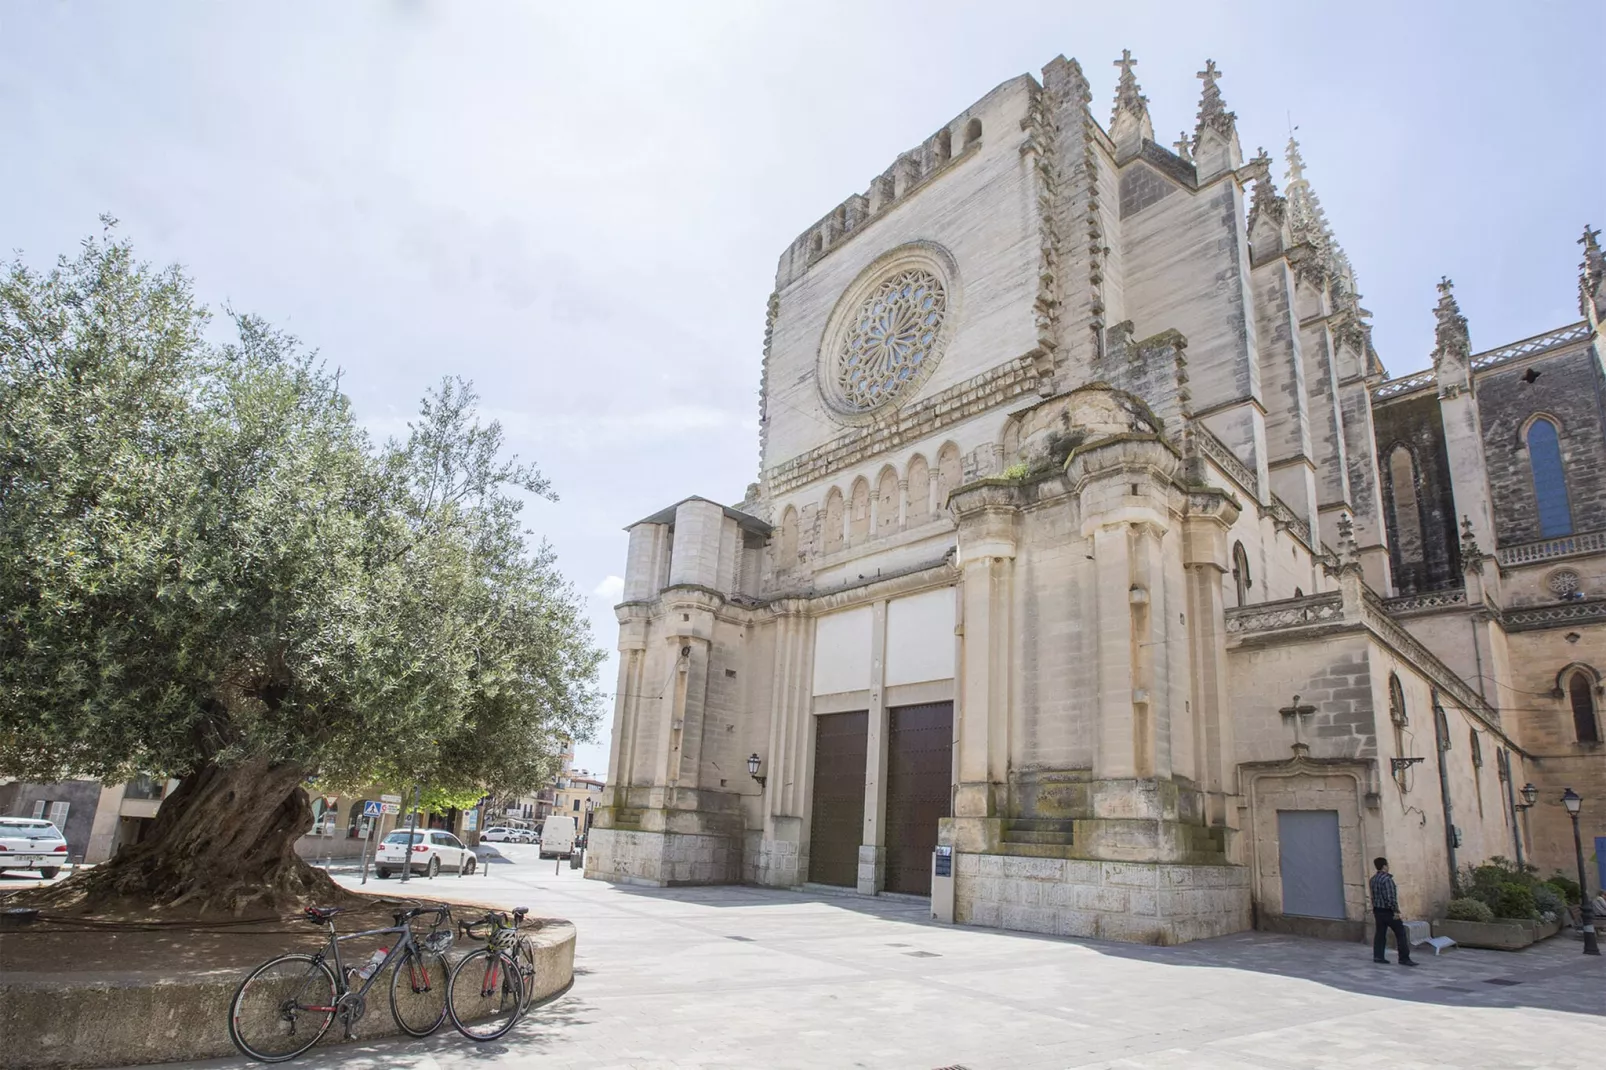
[{"x1": 774, "y1": 107, "x2": 990, "y2": 290}]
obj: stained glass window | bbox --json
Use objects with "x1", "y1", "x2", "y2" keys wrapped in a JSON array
[{"x1": 1526, "y1": 418, "x2": 1572, "y2": 537}]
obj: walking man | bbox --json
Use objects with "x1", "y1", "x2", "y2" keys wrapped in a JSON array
[{"x1": 1370, "y1": 857, "x2": 1417, "y2": 965}]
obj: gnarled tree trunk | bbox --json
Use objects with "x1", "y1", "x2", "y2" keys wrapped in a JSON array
[{"x1": 35, "y1": 755, "x2": 355, "y2": 916}]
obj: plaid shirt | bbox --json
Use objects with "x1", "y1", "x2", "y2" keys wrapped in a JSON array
[{"x1": 1370, "y1": 870, "x2": 1399, "y2": 913}]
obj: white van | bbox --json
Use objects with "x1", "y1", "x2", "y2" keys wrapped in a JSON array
[{"x1": 539, "y1": 815, "x2": 576, "y2": 860}]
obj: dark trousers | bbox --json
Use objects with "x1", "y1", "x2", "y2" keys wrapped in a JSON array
[{"x1": 1373, "y1": 909, "x2": 1413, "y2": 961}]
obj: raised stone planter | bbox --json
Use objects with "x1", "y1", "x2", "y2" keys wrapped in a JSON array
[
  {"x1": 1527, "y1": 917, "x2": 1562, "y2": 942},
  {"x1": 2, "y1": 919, "x2": 576, "y2": 1069},
  {"x1": 1431, "y1": 917, "x2": 1537, "y2": 950}
]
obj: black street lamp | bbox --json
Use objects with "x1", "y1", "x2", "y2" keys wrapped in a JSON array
[
  {"x1": 747, "y1": 752, "x2": 766, "y2": 789},
  {"x1": 1520, "y1": 782, "x2": 1539, "y2": 808},
  {"x1": 1560, "y1": 788, "x2": 1600, "y2": 956}
]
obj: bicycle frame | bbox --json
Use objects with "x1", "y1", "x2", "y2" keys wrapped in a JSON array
[{"x1": 304, "y1": 911, "x2": 442, "y2": 1014}]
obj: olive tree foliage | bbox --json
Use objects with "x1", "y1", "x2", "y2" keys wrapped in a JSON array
[{"x1": 0, "y1": 230, "x2": 602, "y2": 909}]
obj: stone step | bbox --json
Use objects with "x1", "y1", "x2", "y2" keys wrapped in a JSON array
[
  {"x1": 1002, "y1": 830, "x2": 1076, "y2": 846},
  {"x1": 1005, "y1": 818, "x2": 1074, "y2": 831}
]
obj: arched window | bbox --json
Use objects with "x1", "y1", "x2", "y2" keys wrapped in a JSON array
[
  {"x1": 876, "y1": 467, "x2": 900, "y2": 538},
  {"x1": 810, "y1": 232, "x2": 824, "y2": 257},
  {"x1": 963, "y1": 118, "x2": 982, "y2": 149},
  {"x1": 849, "y1": 478, "x2": 871, "y2": 545},
  {"x1": 778, "y1": 507, "x2": 799, "y2": 570},
  {"x1": 934, "y1": 443, "x2": 962, "y2": 515},
  {"x1": 906, "y1": 455, "x2": 931, "y2": 525},
  {"x1": 1385, "y1": 445, "x2": 1425, "y2": 582},
  {"x1": 935, "y1": 128, "x2": 952, "y2": 163},
  {"x1": 1525, "y1": 417, "x2": 1572, "y2": 537},
  {"x1": 1231, "y1": 542, "x2": 1252, "y2": 607},
  {"x1": 1568, "y1": 672, "x2": 1600, "y2": 743},
  {"x1": 1469, "y1": 729, "x2": 1482, "y2": 767},
  {"x1": 823, "y1": 488, "x2": 845, "y2": 554}
]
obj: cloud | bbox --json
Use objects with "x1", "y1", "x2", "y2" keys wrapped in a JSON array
[{"x1": 592, "y1": 575, "x2": 625, "y2": 601}]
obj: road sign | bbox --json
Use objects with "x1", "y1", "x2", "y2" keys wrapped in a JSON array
[
  {"x1": 380, "y1": 793, "x2": 403, "y2": 804},
  {"x1": 465, "y1": 810, "x2": 479, "y2": 832},
  {"x1": 362, "y1": 800, "x2": 383, "y2": 818},
  {"x1": 380, "y1": 802, "x2": 401, "y2": 815}
]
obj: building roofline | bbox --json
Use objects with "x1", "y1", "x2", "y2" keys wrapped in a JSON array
[{"x1": 626, "y1": 495, "x2": 772, "y2": 536}]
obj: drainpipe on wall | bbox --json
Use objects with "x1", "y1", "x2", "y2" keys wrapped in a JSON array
[
  {"x1": 1431, "y1": 690, "x2": 1459, "y2": 894},
  {"x1": 1499, "y1": 748, "x2": 1525, "y2": 869}
]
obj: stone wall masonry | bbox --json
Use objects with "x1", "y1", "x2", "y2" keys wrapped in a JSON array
[
  {"x1": 586, "y1": 827, "x2": 739, "y2": 887},
  {"x1": 762, "y1": 79, "x2": 1040, "y2": 470},
  {"x1": 1370, "y1": 391, "x2": 1460, "y2": 593},
  {"x1": 953, "y1": 854, "x2": 1251, "y2": 944},
  {"x1": 1477, "y1": 344, "x2": 1606, "y2": 546}
]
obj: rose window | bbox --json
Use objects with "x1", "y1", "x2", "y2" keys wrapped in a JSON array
[
  {"x1": 833, "y1": 269, "x2": 947, "y2": 413},
  {"x1": 1548, "y1": 569, "x2": 1581, "y2": 597}
]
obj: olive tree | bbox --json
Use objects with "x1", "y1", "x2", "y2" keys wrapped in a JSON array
[{"x1": 0, "y1": 230, "x2": 602, "y2": 912}]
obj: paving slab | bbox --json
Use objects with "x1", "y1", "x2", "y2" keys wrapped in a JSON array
[{"x1": 120, "y1": 843, "x2": 1604, "y2": 1070}]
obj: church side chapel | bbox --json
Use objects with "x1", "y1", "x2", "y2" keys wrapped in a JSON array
[{"x1": 587, "y1": 51, "x2": 1606, "y2": 945}]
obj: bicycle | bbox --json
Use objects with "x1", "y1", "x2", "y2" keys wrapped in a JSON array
[
  {"x1": 446, "y1": 907, "x2": 535, "y2": 1041},
  {"x1": 228, "y1": 904, "x2": 453, "y2": 1062}
]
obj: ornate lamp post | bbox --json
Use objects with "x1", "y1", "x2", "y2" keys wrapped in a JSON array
[
  {"x1": 747, "y1": 752, "x2": 766, "y2": 789},
  {"x1": 1560, "y1": 788, "x2": 1599, "y2": 955}
]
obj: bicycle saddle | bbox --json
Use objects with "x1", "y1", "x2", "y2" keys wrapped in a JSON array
[{"x1": 303, "y1": 906, "x2": 342, "y2": 922}]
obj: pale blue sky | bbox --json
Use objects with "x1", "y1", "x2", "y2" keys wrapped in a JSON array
[{"x1": 3, "y1": 1, "x2": 1600, "y2": 776}]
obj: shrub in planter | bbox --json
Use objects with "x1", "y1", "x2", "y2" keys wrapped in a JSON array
[
  {"x1": 1445, "y1": 897, "x2": 1495, "y2": 923},
  {"x1": 1493, "y1": 882, "x2": 1538, "y2": 920},
  {"x1": 1532, "y1": 884, "x2": 1566, "y2": 921},
  {"x1": 1545, "y1": 874, "x2": 1581, "y2": 904}
]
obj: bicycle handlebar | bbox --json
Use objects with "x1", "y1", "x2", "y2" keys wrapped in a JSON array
[{"x1": 394, "y1": 904, "x2": 452, "y2": 927}]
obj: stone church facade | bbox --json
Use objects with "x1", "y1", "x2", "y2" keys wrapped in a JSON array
[{"x1": 587, "y1": 52, "x2": 1606, "y2": 944}]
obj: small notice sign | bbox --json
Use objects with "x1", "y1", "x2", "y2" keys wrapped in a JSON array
[
  {"x1": 464, "y1": 810, "x2": 479, "y2": 832},
  {"x1": 933, "y1": 845, "x2": 953, "y2": 878}
]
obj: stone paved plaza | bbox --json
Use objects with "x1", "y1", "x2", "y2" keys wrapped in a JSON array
[{"x1": 136, "y1": 845, "x2": 1604, "y2": 1070}]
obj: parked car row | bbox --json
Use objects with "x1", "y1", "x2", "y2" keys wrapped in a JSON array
[{"x1": 480, "y1": 825, "x2": 538, "y2": 844}]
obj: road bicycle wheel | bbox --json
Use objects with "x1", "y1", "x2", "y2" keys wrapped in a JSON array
[
  {"x1": 515, "y1": 937, "x2": 539, "y2": 1009},
  {"x1": 447, "y1": 947, "x2": 525, "y2": 1041},
  {"x1": 229, "y1": 953, "x2": 338, "y2": 1063},
  {"x1": 389, "y1": 946, "x2": 449, "y2": 1037}
]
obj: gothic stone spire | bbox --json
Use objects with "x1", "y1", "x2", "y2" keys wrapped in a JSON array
[
  {"x1": 1580, "y1": 223, "x2": 1605, "y2": 321},
  {"x1": 1284, "y1": 136, "x2": 1357, "y2": 300},
  {"x1": 1173, "y1": 131, "x2": 1194, "y2": 164},
  {"x1": 1246, "y1": 146, "x2": 1287, "y2": 247},
  {"x1": 1109, "y1": 49, "x2": 1153, "y2": 158},
  {"x1": 1191, "y1": 60, "x2": 1242, "y2": 177},
  {"x1": 1432, "y1": 276, "x2": 1472, "y2": 367}
]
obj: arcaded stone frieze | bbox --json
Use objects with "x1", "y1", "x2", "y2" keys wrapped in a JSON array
[{"x1": 764, "y1": 354, "x2": 1042, "y2": 496}]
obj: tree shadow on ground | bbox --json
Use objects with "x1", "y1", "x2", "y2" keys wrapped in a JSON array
[{"x1": 601, "y1": 880, "x2": 1604, "y2": 1018}]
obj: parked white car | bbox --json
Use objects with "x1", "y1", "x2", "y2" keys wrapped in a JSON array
[
  {"x1": 374, "y1": 828, "x2": 476, "y2": 879},
  {"x1": 481, "y1": 826, "x2": 527, "y2": 843},
  {"x1": 0, "y1": 818, "x2": 69, "y2": 878}
]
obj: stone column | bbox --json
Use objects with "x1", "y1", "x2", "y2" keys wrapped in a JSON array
[
  {"x1": 668, "y1": 499, "x2": 726, "y2": 589},
  {"x1": 1182, "y1": 491, "x2": 1242, "y2": 837},
  {"x1": 859, "y1": 599, "x2": 890, "y2": 894},
  {"x1": 948, "y1": 485, "x2": 1020, "y2": 849}
]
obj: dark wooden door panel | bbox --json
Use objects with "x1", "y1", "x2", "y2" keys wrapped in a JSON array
[
  {"x1": 808, "y1": 710, "x2": 867, "y2": 887},
  {"x1": 885, "y1": 702, "x2": 953, "y2": 896}
]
